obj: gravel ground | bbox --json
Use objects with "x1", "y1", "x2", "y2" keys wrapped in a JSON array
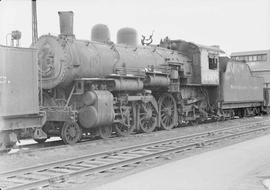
[
  {"x1": 63, "y1": 117, "x2": 270, "y2": 190},
  {"x1": 88, "y1": 134, "x2": 270, "y2": 190},
  {"x1": 0, "y1": 116, "x2": 269, "y2": 173}
]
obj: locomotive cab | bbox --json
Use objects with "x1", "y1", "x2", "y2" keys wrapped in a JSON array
[{"x1": 160, "y1": 38, "x2": 224, "y2": 86}]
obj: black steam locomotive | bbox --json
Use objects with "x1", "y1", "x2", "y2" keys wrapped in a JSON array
[{"x1": 0, "y1": 11, "x2": 267, "y2": 149}]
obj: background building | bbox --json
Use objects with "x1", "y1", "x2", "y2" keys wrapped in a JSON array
[{"x1": 231, "y1": 50, "x2": 270, "y2": 84}]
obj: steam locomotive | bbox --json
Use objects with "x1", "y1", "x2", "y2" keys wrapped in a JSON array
[{"x1": 0, "y1": 11, "x2": 267, "y2": 149}]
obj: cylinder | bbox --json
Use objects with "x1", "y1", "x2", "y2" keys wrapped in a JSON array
[
  {"x1": 78, "y1": 91, "x2": 114, "y2": 129},
  {"x1": 58, "y1": 11, "x2": 74, "y2": 35},
  {"x1": 91, "y1": 24, "x2": 111, "y2": 43},
  {"x1": 117, "y1": 27, "x2": 138, "y2": 46}
]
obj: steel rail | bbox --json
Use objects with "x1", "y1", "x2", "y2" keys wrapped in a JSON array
[{"x1": 1, "y1": 119, "x2": 268, "y2": 176}]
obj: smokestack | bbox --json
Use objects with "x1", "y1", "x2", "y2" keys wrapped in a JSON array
[
  {"x1": 58, "y1": 11, "x2": 74, "y2": 36},
  {"x1": 32, "y1": 0, "x2": 38, "y2": 44}
]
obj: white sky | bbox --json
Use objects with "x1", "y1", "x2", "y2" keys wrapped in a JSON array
[{"x1": 0, "y1": 0, "x2": 269, "y2": 54}]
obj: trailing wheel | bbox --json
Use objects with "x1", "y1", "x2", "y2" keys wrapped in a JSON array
[
  {"x1": 114, "y1": 104, "x2": 136, "y2": 136},
  {"x1": 158, "y1": 93, "x2": 177, "y2": 130},
  {"x1": 98, "y1": 125, "x2": 113, "y2": 139},
  {"x1": 61, "y1": 121, "x2": 82, "y2": 145},
  {"x1": 139, "y1": 101, "x2": 158, "y2": 133}
]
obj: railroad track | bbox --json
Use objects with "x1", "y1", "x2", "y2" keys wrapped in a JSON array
[
  {"x1": 1, "y1": 120, "x2": 270, "y2": 190},
  {"x1": 8, "y1": 117, "x2": 269, "y2": 155}
]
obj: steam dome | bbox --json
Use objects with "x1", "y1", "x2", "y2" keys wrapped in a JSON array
[
  {"x1": 91, "y1": 24, "x2": 111, "y2": 43},
  {"x1": 117, "y1": 27, "x2": 138, "y2": 46}
]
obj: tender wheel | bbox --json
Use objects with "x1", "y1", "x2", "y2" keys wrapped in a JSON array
[
  {"x1": 158, "y1": 93, "x2": 177, "y2": 130},
  {"x1": 114, "y1": 104, "x2": 136, "y2": 136},
  {"x1": 139, "y1": 102, "x2": 157, "y2": 133},
  {"x1": 98, "y1": 125, "x2": 112, "y2": 139},
  {"x1": 61, "y1": 121, "x2": 82, "y2": 145}
]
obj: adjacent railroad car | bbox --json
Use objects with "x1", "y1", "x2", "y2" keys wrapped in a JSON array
[{"x1": 0, "y1": 45, "x2": 45, "y2": 150}]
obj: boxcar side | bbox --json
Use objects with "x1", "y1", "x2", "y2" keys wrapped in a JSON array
[{"x1": 0, "y1": 45, "x2": 46, "y2": 150}]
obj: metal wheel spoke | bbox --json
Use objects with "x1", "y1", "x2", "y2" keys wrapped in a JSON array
[
  {"x1": 158, "y1": 93, "x2": 177, "y2": 130},
  {"x1": 139, "y1": 101, "x2": 157, "y2": 133},
  {"x1": 115, "y1": 104, "x2": 136, "y2": 136},
  {"x1": 61, "y1": 121, "x2": 82, "y2": 145}
]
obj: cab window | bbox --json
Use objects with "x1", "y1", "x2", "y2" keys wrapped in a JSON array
[{"x1": 208, "y1": 55, "x2": 217, "y2": 70}]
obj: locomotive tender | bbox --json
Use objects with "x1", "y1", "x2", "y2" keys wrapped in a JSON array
[{"x1": 0, "y1": 11, "x2": 267, "y2": 149}]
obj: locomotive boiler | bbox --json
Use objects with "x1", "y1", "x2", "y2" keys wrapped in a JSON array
[{"x1": 36, "y1": 12, "x2": 182, "y2": 90}]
